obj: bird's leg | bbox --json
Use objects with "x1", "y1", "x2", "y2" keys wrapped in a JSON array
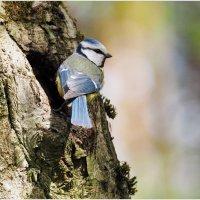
[{"x1": 53, "y1": 101, "x2": 67, "y2": 112}]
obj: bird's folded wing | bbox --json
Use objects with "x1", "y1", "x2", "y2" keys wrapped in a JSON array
[{"x1": 58, "y1": 64, "x2": 100, "y2": 100}]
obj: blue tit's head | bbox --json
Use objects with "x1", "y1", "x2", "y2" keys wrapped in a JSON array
[{"x1": 76, "y1": 38, "x2": 112, "y2": 67}]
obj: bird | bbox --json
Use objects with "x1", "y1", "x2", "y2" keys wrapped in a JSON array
[{"x1": 55, "y1": 38, "x2": 112, "y2": 128}]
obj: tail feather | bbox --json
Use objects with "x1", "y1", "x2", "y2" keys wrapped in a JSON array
[{"x1": 71, "y1": 95, "x2": 92, "y2": 128}]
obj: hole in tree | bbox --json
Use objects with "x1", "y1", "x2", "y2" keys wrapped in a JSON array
[{"x1": 27, "y1": 51, "x2": 64, "y2": 109}]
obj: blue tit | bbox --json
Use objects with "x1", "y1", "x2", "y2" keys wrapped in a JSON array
[{"x1": 56, "y1": 38, "x2": 112, "y2": 128}]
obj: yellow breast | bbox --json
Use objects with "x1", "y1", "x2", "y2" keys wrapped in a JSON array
[{"x1": 56, "y1": 73, "x2": 64, "y2": 97}]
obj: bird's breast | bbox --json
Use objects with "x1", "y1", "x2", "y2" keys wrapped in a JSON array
[{"x1": 56, "y1": 74, "x2": 64, "y2": 97}]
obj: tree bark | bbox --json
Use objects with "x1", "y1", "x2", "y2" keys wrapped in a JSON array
[{"x1": 0, "y1": 2, "x2": 135, "y2": 198}]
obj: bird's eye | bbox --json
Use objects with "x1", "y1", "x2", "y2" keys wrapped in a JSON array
[{"x1": 94, "y1": 49, "x2": 103, "y2": 54}]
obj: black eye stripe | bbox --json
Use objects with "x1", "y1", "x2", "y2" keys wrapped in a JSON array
[
  {"x1": 82, "y1": 47, "x2": 105, "y2": 55},
  {"x1": 94, "y1": 49, "x2": 103, "y2": 54}
]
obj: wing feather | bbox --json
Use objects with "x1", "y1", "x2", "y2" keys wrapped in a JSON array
[{"x1": 58, "y1": 63, "x2": 100, "y2": 100}]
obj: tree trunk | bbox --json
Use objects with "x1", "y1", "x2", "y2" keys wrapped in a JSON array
[{"x1": 0, "y1": 2, "x2": 135, "y2": 198}]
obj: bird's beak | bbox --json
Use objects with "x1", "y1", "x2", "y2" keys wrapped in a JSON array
[{"x1": 105, "y1": 53, "x2": 112, "y2": 58}]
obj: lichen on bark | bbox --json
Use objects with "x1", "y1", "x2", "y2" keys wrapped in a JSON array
[{"x1": 0, "y1": 1, "x2": 136, "y2": 198}]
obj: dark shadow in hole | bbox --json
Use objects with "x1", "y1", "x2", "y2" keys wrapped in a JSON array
[{"x1": 27, "y1": 51, "x2": 64, "y2": 109}]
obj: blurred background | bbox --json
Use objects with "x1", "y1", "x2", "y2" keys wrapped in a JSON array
[{"x1": 66, "y1": 2, "x2": 200, "y2": 198}]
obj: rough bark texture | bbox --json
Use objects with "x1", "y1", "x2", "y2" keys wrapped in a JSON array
[{"x1": 0, "y1": 2, "x2": 135, "y2": 198}]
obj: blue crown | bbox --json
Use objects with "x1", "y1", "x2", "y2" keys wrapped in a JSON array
[{"x1": 83, "y1": 38, "x2": 100, "y2": 45}]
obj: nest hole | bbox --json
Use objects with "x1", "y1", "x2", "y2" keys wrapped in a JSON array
[{"x1": 27, "y1": 51, "x2": 64, "y2": 109}]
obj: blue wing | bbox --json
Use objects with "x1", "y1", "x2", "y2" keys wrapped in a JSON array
[{"x1": 58, "y1": 63, "x2": 100, "y2": 100}]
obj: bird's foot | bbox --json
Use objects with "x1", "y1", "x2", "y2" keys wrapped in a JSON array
[{"x1": 53, "y1": 101, "x2": 67, "y2": 112}]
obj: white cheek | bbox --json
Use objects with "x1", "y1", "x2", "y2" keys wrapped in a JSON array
[
  {"x1": 82, "y1": 49, "x2": 104, "y2": 66},
  {"x1": 95, "y1": 54, "x2": 104, "y2": 66},
  {"x1": 82, "y1": 49, "x2": 96, "y2": 59}
]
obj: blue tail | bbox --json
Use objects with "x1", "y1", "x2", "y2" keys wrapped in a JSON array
[{"x1": 71, "y1": 95, "x2": 92, "y2": 128}]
